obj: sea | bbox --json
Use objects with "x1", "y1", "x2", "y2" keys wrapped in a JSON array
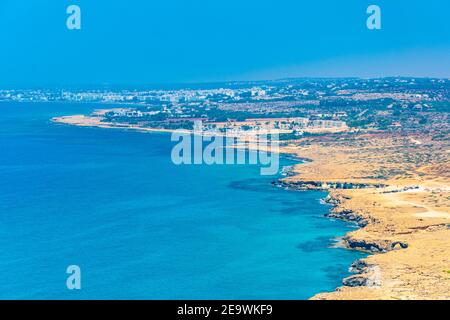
[{"x1": 0, "y1": 101, "x2": 365, "y2": 299}]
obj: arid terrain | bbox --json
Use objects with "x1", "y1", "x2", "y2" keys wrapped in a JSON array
[{"x1": 278, "y1": 133, "x2": 450, "y2": 300}]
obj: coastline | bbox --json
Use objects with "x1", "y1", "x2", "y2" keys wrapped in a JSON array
[
  {"x1": 0, "y1": 103, "x2": 363, "y2": 300},
  {"x1": 52, "y1": 111, "x2": 450, "y2": 300},
  {"x1": 276, "y1": 139, "x2": 450, "y2": 300}
]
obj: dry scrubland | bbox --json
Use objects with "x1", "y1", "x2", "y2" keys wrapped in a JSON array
[{"x1": 280, "y1": 133, "x2": 450, "y2": 300}]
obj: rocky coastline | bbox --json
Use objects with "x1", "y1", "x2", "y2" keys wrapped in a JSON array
[
  {"x1": 273, "y1": 180, "x2": 387, "y2": 191},
  {"x1": 274, "y1": 177, "x2": 411, "y2": 293}
]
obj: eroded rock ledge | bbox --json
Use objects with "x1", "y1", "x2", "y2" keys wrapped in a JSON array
[
  {"x1": 273, "y1": 180, "x2": 387, "y2": 191},
  {"x1": 273, "y1": 179, "x2": 413, "y2": 295},
  {"x1": 342, "y1": 260, "x2": 382, "y2": 288}
]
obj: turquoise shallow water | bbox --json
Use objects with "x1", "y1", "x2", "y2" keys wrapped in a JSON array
[{"x1": 0, "y1": 102, "x2": 364, "y2": 299}]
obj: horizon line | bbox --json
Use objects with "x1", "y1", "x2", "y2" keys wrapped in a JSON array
[{"x1": 2, "y1": 75, "x2": 450, "y2": 91}]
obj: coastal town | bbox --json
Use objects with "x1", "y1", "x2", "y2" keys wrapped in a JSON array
[
  {"x1": 4, "y1": 77, "x2": 448, "y2": 137},
  {"x1": 3, "y1": 77, "x2": 450, "y2": 299}
]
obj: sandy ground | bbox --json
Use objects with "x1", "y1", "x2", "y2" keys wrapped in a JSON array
[{"x1": 278, "y1": 135, "x2": 450, "y2": 300}]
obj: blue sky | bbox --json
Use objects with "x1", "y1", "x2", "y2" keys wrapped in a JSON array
[{"x1": 0, "y1": 0, "x2": 449, "y2": 86}]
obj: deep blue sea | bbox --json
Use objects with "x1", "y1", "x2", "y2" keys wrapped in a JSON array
[{"x1": 0, "y1": 102, "x2": 364, "y2": 299}]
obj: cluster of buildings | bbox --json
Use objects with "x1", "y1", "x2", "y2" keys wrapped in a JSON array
[
  {"x1": 1, "y1": 78, "x2": 448, "y2": 136},
  {"x1": 202, "y1": 118, "x2": 348, "y2": 134}
]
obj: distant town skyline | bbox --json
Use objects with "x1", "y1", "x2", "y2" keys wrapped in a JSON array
[{"x1": 0, "y1": 0, "x2": 449, "y2": 86}]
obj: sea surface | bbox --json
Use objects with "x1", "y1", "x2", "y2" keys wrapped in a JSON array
[{"x1": 0, "y1": 102, "x2": 364, "y2": 299}]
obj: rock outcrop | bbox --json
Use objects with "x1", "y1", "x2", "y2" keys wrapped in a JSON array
[{"x1": 273, "y1": 180, "x2": 387, "y2": 191}]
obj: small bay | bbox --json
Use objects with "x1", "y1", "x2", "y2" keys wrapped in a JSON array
[{"x1": 0, "y1": 102, "x2": 364, "y2": 299}]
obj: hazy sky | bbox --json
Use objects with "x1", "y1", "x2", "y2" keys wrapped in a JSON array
[{"x1": 0, "y1": 0, "x2": 449, "y2": 86}]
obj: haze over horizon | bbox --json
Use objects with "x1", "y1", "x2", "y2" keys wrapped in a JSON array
[{"x1": 1, "y1": 0, "x2": 449, "y2": 86}]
